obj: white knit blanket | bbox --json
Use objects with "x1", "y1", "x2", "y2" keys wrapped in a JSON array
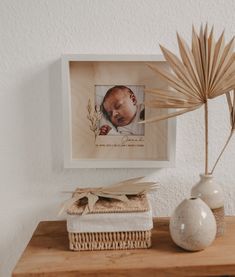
[{"x1": 67, "y1": 210, "x2": 153, "y2": 233}]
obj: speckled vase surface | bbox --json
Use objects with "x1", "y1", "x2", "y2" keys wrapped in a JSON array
[
  {"x1": 169, "y1": 198, "x2": 216, "y2": 251},
  {"x1": 191, "y1": 174, "x2": 225, "y2": 237}
]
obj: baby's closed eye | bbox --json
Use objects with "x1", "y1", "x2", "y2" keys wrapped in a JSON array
[{"x1": 115, "y1": 103, "x2": 122, "y2": 109}]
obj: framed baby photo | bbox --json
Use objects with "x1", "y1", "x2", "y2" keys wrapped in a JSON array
[{"x1": 62, "y1": 54, "x2": 176, "y2": 168}]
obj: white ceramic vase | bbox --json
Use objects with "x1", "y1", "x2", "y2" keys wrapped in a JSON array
[
  {"x1": 191, "y1": 174, "x2": 225, "y2": 236},
  {"x1": 169, "y1": 198, "x2": 216, "y2": 251}
]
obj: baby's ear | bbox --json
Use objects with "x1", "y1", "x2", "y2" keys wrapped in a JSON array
[{"x1": 130, "y1": 93, "x2": 137, "y2": 105}]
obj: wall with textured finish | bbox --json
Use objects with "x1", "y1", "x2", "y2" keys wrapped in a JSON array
[{"x1": 1, "y1": 0, "x2": 235, "y2": 275}]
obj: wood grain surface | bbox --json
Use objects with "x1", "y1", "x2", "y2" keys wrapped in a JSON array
[{"x1": 13, "y1": 217, "x2": 235, "y2": 276}]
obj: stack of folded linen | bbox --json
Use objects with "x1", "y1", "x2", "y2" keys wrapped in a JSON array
[{"x1": 66, "y1": 194, "x2": 153, "y2": 251}]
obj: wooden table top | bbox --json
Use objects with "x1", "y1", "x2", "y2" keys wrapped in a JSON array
[{"x1": 13, "y1": 217, "x2": 235, "y2": 276}]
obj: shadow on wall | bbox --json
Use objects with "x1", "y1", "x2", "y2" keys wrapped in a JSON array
[
  {"x1": 7, "y1": 63, "x2": 54, "y2": 193},
  {"x1": 49, "y1": 59, "x2": 64, "y2": 172}
]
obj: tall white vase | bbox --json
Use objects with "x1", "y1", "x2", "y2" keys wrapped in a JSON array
[
  {"x1": 169, "y1": 198, "x2": 216, "y2": 251},
  {"x1": 191, "y1": 174, "x2": 225, "y2": 236}
]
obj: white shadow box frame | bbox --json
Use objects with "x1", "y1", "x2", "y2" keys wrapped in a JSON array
[{"x1": 62, "y1": 54, "x2": 176, "y2": 168}]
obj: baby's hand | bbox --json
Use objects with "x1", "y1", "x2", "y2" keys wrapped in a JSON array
[{"x1": 99, "y1": 125, "x2": 111, "y2": 135}]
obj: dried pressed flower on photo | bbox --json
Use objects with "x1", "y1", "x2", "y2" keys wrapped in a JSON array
[{"x1": 87, "y1": 99, "x2": 102, "y2": 140}]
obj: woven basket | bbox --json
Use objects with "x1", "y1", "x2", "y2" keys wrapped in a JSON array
[
  {"x1": 69, "y1": 230, "x2": 151, "y2": 251},
  {"x1": 67, "y1": 194, "x2": 152, "y2": 251},
  {"x1": 212, "y1": 206, "x2": 225, "y2": 237}
]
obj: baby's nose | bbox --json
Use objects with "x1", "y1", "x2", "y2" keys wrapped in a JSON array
[{"x1": 113, "y1": 110, "x2": 119, "y2": 118}]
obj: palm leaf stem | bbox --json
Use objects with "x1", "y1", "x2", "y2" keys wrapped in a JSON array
[
  {"x1": 210, "y1": 130, "x2": 234, "y2": 174},
  {"x1": 204, "y1": 101, "x2": 209, "y2": 174}
]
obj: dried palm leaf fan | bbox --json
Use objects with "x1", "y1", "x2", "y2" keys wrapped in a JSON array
[{"x1": 143, "y1": 25, "x2": 235, "y2": 174}]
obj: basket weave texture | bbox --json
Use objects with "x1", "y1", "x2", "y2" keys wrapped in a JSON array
[
  {"x1": 69, "y1": 230, "x2": 151, "y2": 251},
  {"x1": 212, "y1": 206, "x2": 225, "y2": 237}
]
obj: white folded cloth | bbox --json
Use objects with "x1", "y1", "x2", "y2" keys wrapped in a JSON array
[{"x1": 67, "y1": 210, "x2": 153, "y2": 233}]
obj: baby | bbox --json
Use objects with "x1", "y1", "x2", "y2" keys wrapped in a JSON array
[{"x1": 99, "y1": 85, "x2": 144, "y2": 136}]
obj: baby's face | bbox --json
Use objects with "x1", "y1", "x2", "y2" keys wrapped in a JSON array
[{"x1": 103, "y1": 89, "x2": 137, "y2": 127}]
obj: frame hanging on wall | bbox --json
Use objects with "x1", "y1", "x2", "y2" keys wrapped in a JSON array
[{"x1": 62, "y1": 54, "x2": 176, "y2": 168}]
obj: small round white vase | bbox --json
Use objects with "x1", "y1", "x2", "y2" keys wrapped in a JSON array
[
  {"x1": 191, "y1": 174, "x2": 224, "y2": 209},
  {"x1": 191, "y1": 174, "x2": 225, "y2": 236},
  {"x1": 169, "y1": 198, "x2": 216, "y2": 251}
]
